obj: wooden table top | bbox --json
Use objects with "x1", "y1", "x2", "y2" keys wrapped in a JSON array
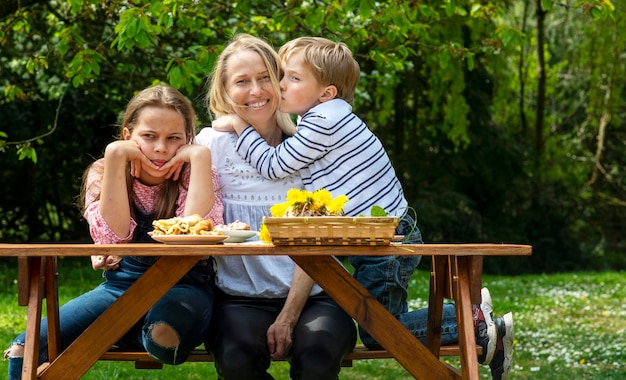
[{"x1": 0, "y1": 242, "x2": 532, "y2": 257}]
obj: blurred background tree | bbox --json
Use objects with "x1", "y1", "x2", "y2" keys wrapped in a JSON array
[{"x1": 0, "y1": 0, "x2": 622, "y2": 274}]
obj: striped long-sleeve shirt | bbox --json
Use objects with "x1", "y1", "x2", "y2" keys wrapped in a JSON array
[{"x1": 236, "y1": 98, "x2": 408, "y2": 217}]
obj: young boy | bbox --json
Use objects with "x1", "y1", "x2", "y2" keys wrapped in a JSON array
[{"x1": 214, "y1": 36, "x2": 513, "y2": 379}]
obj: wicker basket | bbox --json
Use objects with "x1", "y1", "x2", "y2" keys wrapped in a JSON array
[{"x1": 263, "y1": 216, "x2": 399, "y2": 246}]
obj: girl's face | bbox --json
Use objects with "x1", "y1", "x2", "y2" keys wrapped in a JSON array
[
  {"x1": 279, "y1": 52, "x2": 327, "y2": 116},
  {"x1": 124, "y1": 106, "x2": 187, "y2": 184},
  {"x1": 225, "y1": 50, "x2": 278, "y2": 128}
]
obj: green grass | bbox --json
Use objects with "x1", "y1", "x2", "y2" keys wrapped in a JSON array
[{"x1": 1, "y1": 258, "x2": 625, "y2": 379}]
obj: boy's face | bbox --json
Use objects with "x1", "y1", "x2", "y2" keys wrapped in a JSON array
[{"x1": 279, "y1": 52, "x2": 328, "y2": 116}]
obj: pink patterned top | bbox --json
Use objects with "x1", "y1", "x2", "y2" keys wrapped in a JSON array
[{"x1": 83, "y1": 158, "x2": 224, "y2": 244}]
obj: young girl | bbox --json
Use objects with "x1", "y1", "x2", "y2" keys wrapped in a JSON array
[{"x1": 5, "y1": 85, "x2": 224, "y2": 379}]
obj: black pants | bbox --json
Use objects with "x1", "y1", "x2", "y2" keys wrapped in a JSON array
[{"x1": 206, "y1": 291, "x2": 357, "y2": 380}]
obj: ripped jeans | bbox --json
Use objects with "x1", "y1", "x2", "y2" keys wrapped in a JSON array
[
  {"x1": 6, "y1": 256, "x2": 214, "y2": 380},
  {"x1": 349, "y1": 215, "x2": 459, "y2": 349}
]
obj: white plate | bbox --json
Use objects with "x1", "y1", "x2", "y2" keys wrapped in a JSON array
[
  {"x1": 219, "y1": 230, "x2": 259, "y2": 243},
  {"x1": 149, "y1": 233, "x2": 228, "y2": 245}
]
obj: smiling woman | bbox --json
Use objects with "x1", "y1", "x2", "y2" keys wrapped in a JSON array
[{"x1": 196, "y1": 34, "x2": 357, "y2": 380}]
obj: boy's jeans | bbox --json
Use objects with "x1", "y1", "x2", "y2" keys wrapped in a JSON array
[{"x1": 349, "y1": 215, "x2": 459, "y2": 349}]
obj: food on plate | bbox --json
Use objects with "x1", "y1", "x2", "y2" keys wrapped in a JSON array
[
  {"x1": 151, "y1": 214, "x2": 222, "y2": 236},
  {"x1": 214, "y1": 220, "x2": 251, "y2": 231}
]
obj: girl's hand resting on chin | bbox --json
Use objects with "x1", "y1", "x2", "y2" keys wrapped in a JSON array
[{"x1": 158, "y1": 144, "x2": 212, "y2": 181}]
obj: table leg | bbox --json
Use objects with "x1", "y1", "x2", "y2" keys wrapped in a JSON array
[
  {"x1": 44, "y1": 257, "x2": 60, "y2": 361},
  {"x1": 22, "y1": 257, "x2": 45, "y2": 380},
  {"x1": 292, "y1": 255, "x2": 459, "y2": 380},
  {"x1": 38, "y1": 255, "x2": 200, "y2": 380},
  {"x1": 17, "y1": 257, "x2": 30, "y2": 306},
  {"x1": 426, "y1": 255, "x2": 449, "y2": 355},
  {"x1": 452, "y1": 256, "x2": 480, "y2": 380}
]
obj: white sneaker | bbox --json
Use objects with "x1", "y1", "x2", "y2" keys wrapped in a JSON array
[
  {"x1": 474, "y1": 287, "x2": 497, "y2": 365},
  {"x1": 489, "y1": 312, "x2": 514, "y2": 380},
  {"x1": 481, "y1": 287, "x2": 494, "y2": 324}
]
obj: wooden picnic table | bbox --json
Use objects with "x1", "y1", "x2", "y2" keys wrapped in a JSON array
[{"x1": 0, "y1": 242, "x2": 531, "y2": 380}]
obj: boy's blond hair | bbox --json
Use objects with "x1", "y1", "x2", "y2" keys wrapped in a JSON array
[{"x1": 279, "y1": 37, "x2": 360, "y2": 104}]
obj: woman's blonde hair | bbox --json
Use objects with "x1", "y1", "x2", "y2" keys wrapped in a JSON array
[
  {"x1": 80, "y1": 85, "x2": 196, "y2": 220},
  {"x1": 279, "y1": 37, "x2": 360, "y2": 104},
  {"x1": 205, "y1": 34, "x2": 295, "y2": 135}
]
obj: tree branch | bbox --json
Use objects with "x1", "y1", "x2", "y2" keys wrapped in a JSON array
[
  {"x1": 6, "y1": 86, "x2": 67, "y2": 147},
  {"x1": 586, "y1": 84, "x2": 611, "y2": 187}
]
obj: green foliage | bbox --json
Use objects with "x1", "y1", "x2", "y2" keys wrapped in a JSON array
[
  {"x1": 0, "y1": 1, "x2": 624, "y2": 273},
  {"x1": 576, "y1": 0, "x2": 616, "y2": 20}
]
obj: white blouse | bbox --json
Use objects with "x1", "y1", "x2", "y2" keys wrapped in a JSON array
[{"x1": 196, "y1": 127, "x2": 322, "y2": 298}]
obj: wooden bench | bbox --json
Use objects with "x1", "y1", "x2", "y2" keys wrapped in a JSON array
[{"x1": 99, "y1": 344, "x2": 482, "y2": 370}]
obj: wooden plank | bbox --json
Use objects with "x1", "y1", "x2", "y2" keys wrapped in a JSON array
[
  {"x1": 44, "y1": 257, "x2": 60, "y2": 361},
  {"x1": 0, "y1": 243, "x2": 532, "y2": 258},
  {"x1": 426, "y1": 255, "x2": 448, "y2": 356},
  {"x1": 98, "y1": 345, "x2": 482, "y2": 365},
  {"x1": 22, "y1": 257, "x2": 45, "y2": 380},
  {"x1": 17, "y1": 257, "x2": 30, "y2": 306},
  {"x1": 468, "y1": 256, "x2": 483, "y2": 304},
  {"x1": 39, "y1": 256, "x2": 200, "y2": 380},
  {"x1": 453, "y1": 257, "x2": 480, "y2": 380},
  {"x1": 292, "y1": 255, "x2": 459, "y2": 380}
]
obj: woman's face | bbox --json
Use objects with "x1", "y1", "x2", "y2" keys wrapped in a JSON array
[
  {"x1": 124, "y1": 106, "x2": 187, "y2": 184},
  {"x1": 224, "y1": 50, "x2": 278, "y2": 128}
]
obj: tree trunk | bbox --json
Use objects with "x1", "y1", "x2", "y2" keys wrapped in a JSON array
[
  {"x1": 519, "y1": 0, "x2": 531, "y2": 135},
  {"x1": 534, "y1": 0, "x2": 547, "y2": 161}
]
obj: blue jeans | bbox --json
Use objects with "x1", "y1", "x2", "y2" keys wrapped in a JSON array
[
  {"x1": 349, "y1": 215, "x2": 459, "y2": 349},
  {"x1": 7, "y1": 256, "x2": 214, "y2": 380}
]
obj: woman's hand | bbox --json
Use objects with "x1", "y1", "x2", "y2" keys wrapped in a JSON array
[
  {"x1": 266, "y1": 318, "x2": 294, "y2": 360},
  {"x1": 91, "y1": 255, "x2": 122, "y2": 271},
  {"x1": 266, "y1": 266, "x2": 314, "y2": 359}
]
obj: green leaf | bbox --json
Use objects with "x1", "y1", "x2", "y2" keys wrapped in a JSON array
[
  {"x1": 370, "y1": 205, "x2": 388, "y2": 217},
  {"x1": 29, "y1": 149, "x2": 37, "y2": 164},
  {"x1": 438, "y1": 50, "x2": 451, "y2": 69},
  {"x1": 168, "y1": 66, "x2": 183, "y2": 89},
  {"x1": 17, "y1": 145, "x2": 37, "y2": 163},
  {"x1": 465, "y1": 52, "x2": 475, "y2": 71},
  {"x1": 445, "y1": 1, "x2": 455, "y2": 17},
  {"x1": 359, "y1": 0, "x2": 373, "y2": 17}
]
